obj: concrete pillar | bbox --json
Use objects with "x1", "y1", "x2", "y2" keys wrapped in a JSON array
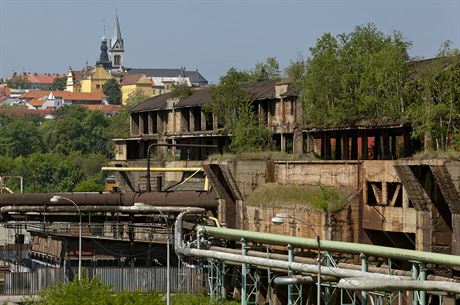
[
  {"x1": 131, "y1": 113, "x2": 140, "y2": 136},
  {"x1": 382, "y1": 130, "x2": 390, "y2": 159},
  {"x1": 213, "y1": 113, "x2": 218, "y2": 130},
  {"x1": 382, "y1": 182, "x2": 388, "y2": 205},
  {"x1": 416, "y1": 211, "x2": 431, "y2": 252},
  {"x1": 362, "y1": 132, "x2": 368, "y2": 160},
  {"x1": 157, "y1": 113, "x2": 163, "y2": 133},
  {"x1": 351, "y1": 133, "x2": 358, "y2": 160},
  {"x1": 293, "y1": 131, "x2": 303, "y2": 155},
  {"x1": 139, "y1": 114, "x2": 145, "y2": 135},
  {"x1": 147, "y1": 112, "x2": 154, "y2": 134},
  {"x1": 391, "y1": 135, "x2": 397, "y2": 159},
  {"x1": 201, "y1": 111, "x2": 207, "y2": 131},
  {"x1": 280, "y1": 134, "x2": 286, "y2": 152},
  {"x1": 452, "y1": 214, "x2": 460, "y2": 255},
  {"x1": 402, "y1": 186, "x2": 409, "y2": 209},
  {"x1": 189, "y1": 109, "x2": 195, "y2": 132}
]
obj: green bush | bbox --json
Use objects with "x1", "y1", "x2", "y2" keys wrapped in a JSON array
[{"x1": 25, "y1": 277, "x2": 238, "y2": 305}]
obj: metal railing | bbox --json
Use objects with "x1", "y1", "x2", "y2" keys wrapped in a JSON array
[{"x1": 2, "y1": 266, "x2": 203, "y2": 295}]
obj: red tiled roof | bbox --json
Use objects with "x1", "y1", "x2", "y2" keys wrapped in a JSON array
[
  {"x1": 19, "y1": 90, "x2": 105, "y2": 101},
  {"x1": 28, "y1": 98, "x2": 46, "y2": 107},
  {"x1": 0, "y1": 96, "x2": 8, "y2": 103},
  {"x1": 23, "y1": 73, "x2": 65, "y2": 84}
]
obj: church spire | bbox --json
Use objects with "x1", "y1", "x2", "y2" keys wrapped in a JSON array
[
  {"x1": 109, "y1": 12, "x2": 125, "y2": 69},
  {"x1": 111, "y1": 12, "x2": 123, "y2": 49}
]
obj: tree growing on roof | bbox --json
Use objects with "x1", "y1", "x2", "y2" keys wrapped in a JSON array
[
  {"x1": 437, "y1": 40, "x2": 460, "y2": 57},
  {"x1": 406, "y1": 52, "x2": 460, "y2": 151},
  {"x1": 103, "y1": 79, "x2": 122, "y2": 104},
  {"x1": 205, "y1": 68, "x2": 270, "y2": 153},
  {"x1": 249, "y1": 57, "x2": 281, "y2": 82},
  {"x1": 171, "y1": 82, "x2": 193, "y2": 99},
  {"x1": 299, "y1": 23, "x2": 411, "y2": 126}
]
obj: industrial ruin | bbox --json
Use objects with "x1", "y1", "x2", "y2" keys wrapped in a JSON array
[{"x1": 0, "y1": 77, "x2": 459, "y2": 305}]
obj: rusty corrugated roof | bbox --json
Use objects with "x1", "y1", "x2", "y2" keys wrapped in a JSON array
[
  {"x1": 406, "y1": 55, "x2": 460, "y2": 81},
  {"x1": 130, "y1": 93, "x2": 171, "y2": 112},
  {"x1": 175, "y1": 88, "x2": 211, "y2": 108},
  {"x1": 130, "y1": 79, "x2": 298, "y2": 113}
]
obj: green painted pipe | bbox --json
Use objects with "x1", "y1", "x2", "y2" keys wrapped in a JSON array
[{"x1": 199, "y1": 226, "x2": 460, "y2": 267}]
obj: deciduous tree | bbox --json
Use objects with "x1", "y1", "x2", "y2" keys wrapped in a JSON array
[{"x1": 103, "y1": 79, "x2": 122, "y2": 105}]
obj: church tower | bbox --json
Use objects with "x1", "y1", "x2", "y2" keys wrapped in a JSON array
[
  {"x1": 96, "y1": 35, "x2": 112, "y2": 69},
  {"x1": 109, "y1": 13, "x2": 124, "y2": 69}
]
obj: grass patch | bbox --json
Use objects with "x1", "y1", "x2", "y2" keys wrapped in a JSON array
[
  {"x1": 246, "y1": 183, "x2": 349, "y2": 213},
  {"x1": 207, "y1": 151, "x2": 320, "y2": 161},
  {"x1": 411, "y1": 149, "x2": 460, "y2": 160}
]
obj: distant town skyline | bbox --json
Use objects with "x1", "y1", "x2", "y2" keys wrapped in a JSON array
[{"x1": 0, "y1": 0, "x2": 459, "y2": 83}]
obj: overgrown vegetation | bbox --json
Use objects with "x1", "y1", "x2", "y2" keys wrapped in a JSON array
[
  {"x1": 171, "y1": 82, "x2": 193, "y2": 99},
  {"x1": 103, "y1": 79, "x2": 122, "y2": 105},
  {"x1": 207, "y1": 151, "x2": 318, "y2": 161},
  {"x1": 290, "y1": 23, "x2": 460, "y2": 152},
  {"x1": 204, "y1": 57, "x2": 281, "y2": 153},
  {"x1": 24, "y1": 277, "x2": 238, "y2": 305},
  {"x1": 0, "y1": 105, "x2": 123, "y2": 192},
  {"x1": 246, "y1": 183, "x2": 348, "y2": 212}
]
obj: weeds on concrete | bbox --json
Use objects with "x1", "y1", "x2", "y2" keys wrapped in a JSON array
[
  {"x1": 207, "y1": 151, "x2": 319, "y2": 161},
  {"x1": 246, "y1": 183, "x2": 348, "y2": 213}
]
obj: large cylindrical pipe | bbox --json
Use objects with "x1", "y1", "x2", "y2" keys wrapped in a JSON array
[
  {"x1": 209, "y1": 246, "x2": 458, "y2": 283},
  {"x1": 338, "y1": 278, "x2": 460, "y2": 294},
  {"x1": 199, "y1": 226, "x2": 460, "y2": 267},
  {"x1": 179, "y1": 248, "x2": 407, "y2": 280},
  {"x1": 0, "y1": 205, "x2": 207, "y2": 214},
  {"x1": 0, "y1": 192, "x2": 218, "y2": 209},
  {"x1": 274, "y1": 275, "x2": 313, "y2": 285}
]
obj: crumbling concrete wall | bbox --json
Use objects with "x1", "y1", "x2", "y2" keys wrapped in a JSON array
[
  {"x1": 446, "y1": 160, "x2": 460, "y2": 192},
  {"x1": 275, "y1": 161, "x2": 360, "y2": 188},
  {"x1": 244, "y1": 204, "x2": 355, "y2": 242}
]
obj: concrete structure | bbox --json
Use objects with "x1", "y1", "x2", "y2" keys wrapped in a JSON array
[{"x1": 114, "y1": 80, "x2": 300, "y2": 161}]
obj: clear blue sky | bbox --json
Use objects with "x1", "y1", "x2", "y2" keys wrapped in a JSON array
[{"x1": 0, "y1": 0, "x2": 459, "y2": 83}]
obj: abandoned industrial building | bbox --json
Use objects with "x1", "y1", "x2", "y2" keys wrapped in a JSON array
[
  {"x1": 116, "y1": 79, "x2": 417, "y2": 162},
  {"x1": 0, "y1": 58, "x2": 460, "y2": 305}
]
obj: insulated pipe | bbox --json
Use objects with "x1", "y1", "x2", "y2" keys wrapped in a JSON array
[
  {"x1": 199, "y1": 226, "x2": 460, "y2": 267},
  {"x1": 209, "y1": 246, "x2": 459, "y2": 282},
  {"x1": 337, "y1": 263, "x2": 458, "y2": 283},
  {"x1": 274, "y1": 275, "x2": 314, "y2": 285},
  {"x1": 180, "y1": 248, "x2": 407, "y2": 280},
  {"x1": 0, "y1": 192, "x2": 218, "y2": 209},
  {"x1": 337, "y1": 278, "x2": 460, "y2": 294},
  {"x1": 0, "y1": 205, "x2": 206, "y2": 214},
  {"x1": 174, "y1": 207, "x2": 206, "y2": 251}
]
